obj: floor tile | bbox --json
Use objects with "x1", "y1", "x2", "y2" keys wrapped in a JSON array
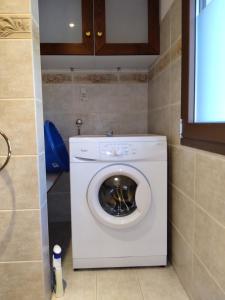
[
  {"x1": 51, "y1": 246, "x2": 190, "y2": 300},
  {"x1": 97, "y1": 269, "x2": 143, "y2": 300},
  {"x1": 137, "y1": 266, "x2": 189, "y2": 300},
  {"x1": 52, "y1": 268, "x2": 96, "y2": 300}
]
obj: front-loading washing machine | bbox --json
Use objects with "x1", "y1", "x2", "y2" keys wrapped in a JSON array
[{"x1": 69, "y1": 135, "x2": 167, "y2": 269}]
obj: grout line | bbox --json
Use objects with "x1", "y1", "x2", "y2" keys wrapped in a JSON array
[
  {"x1": 149, "y1": 35, "x2": 181, "y2": 76},
  {"x1": 193, "y1": 253, "x2": 225, "y2": 296},
  {"x1": 149, "y1": 101, "x2": 180, "y2": 112},
  {"x1": 42, "y1": 69, "x2": 149, "y2": 74},
  {"x1": 192, "y1": 152, "x2": 197, "y2": 295},
  {"x1": 135, "y1": 269, "x2": 145, "y2": 300},
  {"x1": 0, "y1": 153, "x2": 45, "y2": 158},
  {"x1": 0, "y1": 38, "x2": 32, "y2": 41},
  {"x1": 0, "y1": 260, "x2": 42, "y2": 264},
  {"x1": 170, "y1": 181, "x2": 225, "y2": 231},
  {"x1": 0, "y1": 98, "x2": 34, "y2": 101},
  {"x1": 0, "y1": 208, "x2": 40, "y2": 212},
  {"x1": 169, "y1": 182, "x2": 195, "y2": 204},
  {"x1": 171, "y1": 218, "x2": 225, "y2": 296},
  {"x1": 0, "y1": 13, "x2": 31, "y2": 16},
  {"x1": 171, "y1": 222, "x2": 194, "y2": 254},
  {"x1": 171, "y1": 222, "x2": 194, "y2": 300},
  {"x1": 172, "y1": 261, "x2": 192, "y2": 300},
  {"x1": 194, "y1": 253, "x2": 225, "y2": 296},
  {"x1": 96, "y1": 268, "x2": 98, "y2": 300}
]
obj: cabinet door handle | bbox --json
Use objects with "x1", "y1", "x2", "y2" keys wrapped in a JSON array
[
  {"x1": 97, "y1": 31, "x2": 103, "y2": 37},
  {"x1": 85, "y1": 31, "x2": 91, "y2": 37}
]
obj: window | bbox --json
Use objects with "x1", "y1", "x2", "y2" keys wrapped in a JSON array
[{"x1": 181, "y1": 0, "x2": 225, "y2": 154}]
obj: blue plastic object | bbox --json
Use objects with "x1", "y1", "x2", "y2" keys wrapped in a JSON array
[{"x1": 44, "y1": 121, "x2": 69, "y2": 173}]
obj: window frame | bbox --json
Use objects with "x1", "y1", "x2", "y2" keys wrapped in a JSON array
[{"x1": 181, "y1": 0, "x2": 225, "y2": 155}]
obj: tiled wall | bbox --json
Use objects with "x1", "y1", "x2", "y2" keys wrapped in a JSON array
[
  {"x1": 148, "y1": 0, "x2": 225, "y2": 299},
  {"x1": 42, "y1": 70, "x2": 148, "y2": 222},
  {"x1": 0, "y1": 1, "x2": 50, "y2": 299}
]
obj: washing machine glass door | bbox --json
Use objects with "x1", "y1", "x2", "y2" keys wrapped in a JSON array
[{"x1": 87, "y1": 164, "x2": 151, "y2": 229}]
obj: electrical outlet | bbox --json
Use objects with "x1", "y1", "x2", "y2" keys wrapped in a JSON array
[{"x1": 80, "y1": 87, "x2": 88, "y2": 102}]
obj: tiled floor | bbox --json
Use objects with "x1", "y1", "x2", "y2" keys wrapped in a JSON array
[{"x1": 52, "y1": 243, "x2": 189, "y2": 300}]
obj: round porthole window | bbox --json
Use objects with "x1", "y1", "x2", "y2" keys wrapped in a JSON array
[
  {"x1": 99, "y1": 175, "x2": 137, "y2": 217},
  {"x1": 87, "y1": 164, "x2": 152, "y2": 229}
]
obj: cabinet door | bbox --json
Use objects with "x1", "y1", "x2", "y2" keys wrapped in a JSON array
[
  {"x1": 94, "y1": 0, "x2": 159, "y2": 55},
  {"x1": 40, "y1": 0, "x2": 93, "y2": 55}
]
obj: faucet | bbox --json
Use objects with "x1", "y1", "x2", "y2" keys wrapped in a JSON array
[
  {"x1": 75, "y1": 119, "x2": 83, "y2": 135},
  {"x1": 106, "y1": 130, "x2": 114, "y2": 137}
]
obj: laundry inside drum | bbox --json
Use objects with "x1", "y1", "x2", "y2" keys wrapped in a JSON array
[{"x1": 98, "y1": 175, "x2": 137, "y2": 217}]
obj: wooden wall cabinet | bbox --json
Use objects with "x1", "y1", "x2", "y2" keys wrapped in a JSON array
[{"x1": 40, "y1": 0, "x2": 159, "y2": 56}]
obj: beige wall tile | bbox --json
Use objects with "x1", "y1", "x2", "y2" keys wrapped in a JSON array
[
  {"x1": 170, "y1": 57, "x2": 181, "y2": 104},
  {"x1": 148, "y1": 107, "x2": 170, "y2": 137},
  {"x1": 42, "y1": 74, "x2": 148, "y2": 151},
  {"x1": 170, "y1": 145, "x2": 195, "y2": 199},
  {"x1": 170, "y1": 37, "x2": 182, "y2": 62},
  {"x1": 1, "y1": 0, "x2": 48, "y2": 297},
  {"x1": 0, "y1": 100, "x2": 37, "y2": 155},
  {"x1": 194, "y1": 207, "x2": 225, "y2": 291},
  {"x1": 42, "y1": 84, "x2": 74, "y2": 113},
  {"x1": 148, "y1": 37, "x2": 181, "y2": 81},
  {"x1": 42, "y1": 78, "x2": 148, "y2": 113},
  {"x1": 0, "y1": 1, "x2": 30, "y2": 14},
  {"x1": 170, "y1": 185, "x2": 194, "y2": 247},
  {"x1": 192, "y1": 256, "x2": 225, "y2": 300},
  {"x1": 0, "y1": 156, "x2": 39, "y2": 210},
  {"x1": 149, "y1": 2, "x2": 225, "y2": 299},
  {"x1": 160, "y1": 10, "x2": 171, "y2": 54},
  {"x1": 170, "y1": 0, "x2": 182, "y2": 44},
  {"x1": 169, "y1": 103, "x2": 180, "y2": 145},
  {"x1": 86, "y1": 83, "x2": 148, "y2": 113},
  {"x1": 45, "y1": 108, "x2": 148, "y2": 139},
  {"x1": 0, "y1": 210, "x2": 41, "y2": 261},
  {"x1": 0, "y1": 40, "x2": 34, "y2": 99},
  {"x1": 137, "y1": 266, "x2": 189, "y2": 300},
  {"x1": 0, "y1": 262, "x2": 45, "y2": 300},
  {"x1": 171, "y1": 225, "x2": 193, "y2": 298},
  {"x1": 149, "y1": 67, "x2": 170, "y2": 109},
  {"x1": 196, "y1": 153, "x2": 225, "y2": 227}
]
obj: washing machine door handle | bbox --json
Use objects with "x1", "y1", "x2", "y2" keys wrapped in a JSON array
[
  {"x1": 135, "y1": 181, "x2": 152, "y2": 213},
  {"x1": 75, "y1": 156, "x2": 97, "y2": 161}
]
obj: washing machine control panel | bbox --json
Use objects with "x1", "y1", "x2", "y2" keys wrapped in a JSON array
[
  {"x1": 100, "y1": 143, "x2": 137, "y2": 160},
  {"x1": 70, "y1": 138, "x2": 167, "y2": 162}
]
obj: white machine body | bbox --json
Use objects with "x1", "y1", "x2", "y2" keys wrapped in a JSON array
[{"x1": 69, "y1": 135, "x2": 167, "y2": 269}]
